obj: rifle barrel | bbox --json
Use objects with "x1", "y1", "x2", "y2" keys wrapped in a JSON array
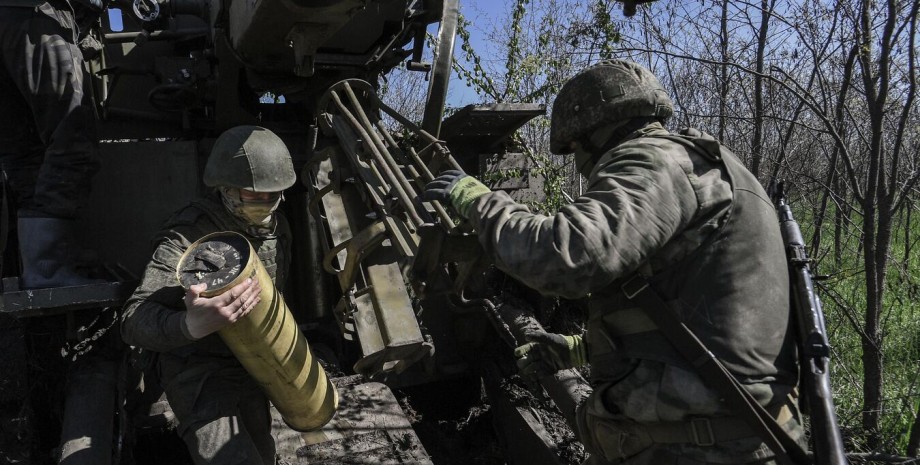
[{"x1": 776, "y1": 200, "x2": 848, "y2": 465}]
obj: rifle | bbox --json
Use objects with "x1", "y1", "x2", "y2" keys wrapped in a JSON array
[{"x1": 770, "y1": 181, "x2": 848, "y2": 465}]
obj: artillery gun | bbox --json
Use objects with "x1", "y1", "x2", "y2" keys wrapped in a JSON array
[{"x1": 0, "y1": 0, "x2": 644, "y2": 463}]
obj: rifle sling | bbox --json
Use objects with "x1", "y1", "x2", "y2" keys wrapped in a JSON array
[{"x1": 621, "y1": 273, "x2": 810, "y2": 465}]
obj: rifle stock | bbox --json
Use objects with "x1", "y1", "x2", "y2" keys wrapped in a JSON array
[{"x1": 773, "y1": 182, "x2": 848, "y2": 465}]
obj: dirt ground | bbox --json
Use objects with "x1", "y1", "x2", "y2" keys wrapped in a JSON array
[
  {"x1": 397, "y1": 377, "x2": 507, "y2": 465},
  {"x1": 395, "y1": 375, "x2": 585, "y2": 465}
]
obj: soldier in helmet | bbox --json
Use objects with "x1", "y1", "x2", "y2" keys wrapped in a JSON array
[
  {"x1": 425, "y1": 60, "x2": 805, "y2": 464},
  {"x1": 122, "y1": 126, "x2": 296, "y2": 465}
]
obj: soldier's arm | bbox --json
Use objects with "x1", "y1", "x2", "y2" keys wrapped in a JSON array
[
  {"x1": 468, "y1": 142, "x2": 698, "y2": 298},
  {"x1": 121, "y1": 236, "x2": 198, "y2": 352}
]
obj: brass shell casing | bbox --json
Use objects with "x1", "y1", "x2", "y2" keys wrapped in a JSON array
[{"x1": 177, "y1": 231, "x2": 338, "y2": 431}]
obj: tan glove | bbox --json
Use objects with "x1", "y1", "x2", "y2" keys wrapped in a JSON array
[{"x1": 513, "y1": 331, "x2": 587, "y2": 380}]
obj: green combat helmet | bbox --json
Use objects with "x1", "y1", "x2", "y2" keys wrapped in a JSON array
[
  {"x1": 549, "y1": 60, "x2": 673, "y2": 154},
  {"x1": 204, "y1": 125, "x2": 296, "y2": 191}
]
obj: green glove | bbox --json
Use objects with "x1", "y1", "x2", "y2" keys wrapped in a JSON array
[
  {"x1": 513, "y1": 331, "x2": 587, "y2": 380},
  {"x1": 424, "y1": 169, "x2": 491, "y2": 218}
]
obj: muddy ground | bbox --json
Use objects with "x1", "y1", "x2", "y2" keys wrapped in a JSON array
[{"x1": 396, "y1": 375, "x2": 586, "y2": 465}]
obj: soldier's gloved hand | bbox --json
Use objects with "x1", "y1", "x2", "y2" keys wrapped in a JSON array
[
  {"x1": 513, "y1": 331, "x2": 587, "y2": 380},
  {"x1": 423, "y1": 169, "x2": 491, "y2": 218},
  {"x1": 182, "y1": 278, "x2": 262, "y2": 340}
]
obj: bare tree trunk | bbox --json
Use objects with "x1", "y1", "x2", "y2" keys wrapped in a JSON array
[
  {"x1": 892, "y1": 2, "x2": 920, "y2": 269},
  {"x1": 812, "y1": 150, "x2": 838, "y2": 256},
  {"x1": 751, "y1": 0, "x2": 772, "y2": 179},
  {"x1": 853, "y1": 0, "x2": 905, "y2": 447},
  {"x1": 718, "y1": 0, "x2": 729, "y2": 141},
  {"x1": 861, "y1": 205, "x2": 883, "y2": 450},
  {"x1": 813, "y1": 45, "x2": 858, "y2": 260},
  {"x1": 834, "y1": 175, "x2": 846, "y2": 267},
  {"x1": 863, "y1": 178, "x2": 896, "y2": 449},
  {"x1": 906, "y1": 199, "x2": 914, "y2": 264},
  {"x1": 909, "y1": 401, "x2": 920, "y2": 456}
]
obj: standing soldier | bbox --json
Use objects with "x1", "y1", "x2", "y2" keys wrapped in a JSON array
[
  {"x1": 0, "y1": 0, "x2": 104, "y2": 288},
  {"x1": 425, "y1": 60, "x2": 806, "y2": 464},
  {"x1": 122, "y1": 126, "x2": 296, "y2": 465}
]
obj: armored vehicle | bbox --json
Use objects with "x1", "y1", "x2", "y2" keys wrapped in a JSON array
[{"x1": 0, "y1": 1, "x2": 648, "y2": 463}]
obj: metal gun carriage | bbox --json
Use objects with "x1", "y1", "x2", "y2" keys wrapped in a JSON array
[{"x1": 0, "y1": 0, "x2": 593, "y2": 463}]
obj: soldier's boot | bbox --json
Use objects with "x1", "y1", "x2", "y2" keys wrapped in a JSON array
[{"x1": 17, "y1": 215, "x2": 104, "y2": 289}]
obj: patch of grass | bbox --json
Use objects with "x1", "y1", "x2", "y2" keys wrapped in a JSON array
[{"x1": 797, "y1": 202, "x2": 920, "y2": 453}]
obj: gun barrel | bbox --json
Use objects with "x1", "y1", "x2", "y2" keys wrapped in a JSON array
[
  {"x1": 803, "y1": 362, "x2": 848, "y2": 465},
  {"x1": 778, "y1": 204, "x2": 806, "y2": 249},
  {"x1": 775, "y1": 199, "x2": 849, "y2": 465}
]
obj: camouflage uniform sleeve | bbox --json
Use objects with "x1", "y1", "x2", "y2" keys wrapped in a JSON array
[
  {"x1": 121, "y1": 231, "x2": 197, "y2": 352},
  {"x1": 469, "y1": 141, "x2": 699, "y2": 298}
]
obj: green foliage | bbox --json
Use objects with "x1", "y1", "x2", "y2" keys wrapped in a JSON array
[
  {"x1": 528, "y1": 162, "x2": 570, "y2": 213},
  {"x1": 798, "y1": 202, "x2": 920, "y2": 453},
  {"x1": 453, "y1": 1, "x2": 623, "y2": 212},
  {"x1": 481, "y1": 167, "x2": 525, "y2": 183},
  {"x1": 518, "y1": 140, "x2": 572, "y2": 214},
  {"x1": 454, "y1": 14, "x2": 499, "y2": 100},
  {"x1": 592, "y1": 0, "x2": 618, "y2": 59},
  {"x1": 505, "y1": 0, "x2": 531, "y2": 100}
]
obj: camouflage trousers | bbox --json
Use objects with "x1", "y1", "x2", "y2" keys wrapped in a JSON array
[
  {"x1": 575, "y1": 361, "x2": 805, "y2": 465},
  {"x1": 158, "y1": 352, "x2": 276, "y2": 465},
  {"x1": 576, "y1": 400, "x2": 802, "y2": 465},
  {"x1": 0, "y1": 1, "x2": 100, "y2": 219}
]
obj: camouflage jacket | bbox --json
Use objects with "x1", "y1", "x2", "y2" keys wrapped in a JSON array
[
  {"x1": 470, "y1": 123, "x2": 732, "y2": 299},
  {"x1": 471, "y1": 124, "x2": 799, "y2": 423},
  {"x1": 121, "y1": 192, "x2": 291, "y2": 355}
]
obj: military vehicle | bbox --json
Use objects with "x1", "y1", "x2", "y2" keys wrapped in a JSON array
[{"x1": 0, "y1": 0, "x2": 646, "y2": 464}]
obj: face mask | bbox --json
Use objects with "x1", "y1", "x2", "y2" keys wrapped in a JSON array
[
  {"x1": 219, "y1": 187, "x2": 282, "y2": 226},
  {"x1": 239, "y1": 197, "x2": 281, "y2": 225}
]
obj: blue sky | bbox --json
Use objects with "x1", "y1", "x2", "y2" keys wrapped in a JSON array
[{"x1": 444, "y1": 0, "x2": 506, "y2": 107}]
